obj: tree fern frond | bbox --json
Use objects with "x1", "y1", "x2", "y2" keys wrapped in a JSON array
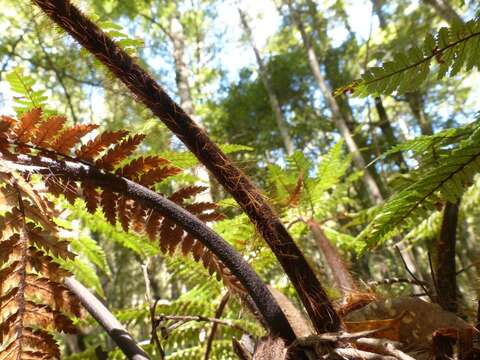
[
  {"x1": 311, "y1": 140, "x2": 351, "y2": 203},
  {"x1": 359, "y1": 124, "x2": 480, "y2": 246},
  {"x1": 379, "y1": 121, "x2": 478, "y2": 165},
  {"x1": 76, "y1": 130, "x2": 128, "y2": 162},
  {"x1": 335, "y1": 19, "x2": 480, "y2": 97},
  {"x1": 95, "y1": 134, "x2": 145, "y2": 170},
  {"x1": 33, "y1": 115, "x2": 67, "y2": 147},
  {"x1": 0, "y1": 109, "x2": 245, "y2": 294},
  {"x1": 0, "y1": 174, "x2": 81, "y2": 359},
  {"x1": 13, "y1": 108, "x2": 42, "y2": 143},
  {"x1": 68, "y1": 201, "x2": 160, "y2": 258}
]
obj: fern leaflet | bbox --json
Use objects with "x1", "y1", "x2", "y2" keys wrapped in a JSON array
[{"x1": 335, "y1": 19, "x2": 480, "y2": 97}]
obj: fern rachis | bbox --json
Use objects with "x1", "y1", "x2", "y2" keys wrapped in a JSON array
[{"x1": 0, "y1": 108, "x2": 296, "y2": 343}]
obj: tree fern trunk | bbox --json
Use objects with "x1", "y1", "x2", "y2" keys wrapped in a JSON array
[
  {"x1": 307, "y1": 219, "x2": 357, "y2": 298},
  {"x1": 406, "y1": 91, "x2": 434, "y2": 136}
]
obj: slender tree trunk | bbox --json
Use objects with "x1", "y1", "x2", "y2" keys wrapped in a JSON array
[
  {"x1": 170, "y1": 16, "x2": 194, "y2": 116},
  {"x1": 406, "y1": 92, "x2": 434, "y2": 136},
  {"x1": 368, "y1": 4, "x2": 425, "y2": 285},
  {"x1": 371, "y1": 0, "x2": 387, "y2": 29},
  {"x1": 374, "y1": 97, "x2": 408, "y2": 170},
  {"x1": 286, "y1": 0, "x2": 383, "y2": 205},
  {"x1": 238, "y1": 7, "x2": 294, "y2": 155},
  {"x1": 420, "y1": 2, "x2": 463, "y2": 313},
  {"x1": 422, "y1": 0, "x2": 463, "y2": 25},
  {"x1": 435, "y1": 201, "x2": 460, "y2": 313}
]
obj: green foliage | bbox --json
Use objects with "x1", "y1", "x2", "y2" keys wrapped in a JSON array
[
  {"x1": 6, "y1": 68, "x2": 48, "y2": 113},
  {"x1": 69, "y1": 200, "x2": 160, "y2": 258},
  {"x1": 267, "y1": 141, "x2": 353, "y2": 220},
  {"x1": 336, "y1": 19, "x2": 480, "y2": 97},
  {"x1": 359, "y1": 116, "x2": 480, "y2": 246},
  {"x1": 160, "y1": 144, "x2": 253, "y2": 169}
]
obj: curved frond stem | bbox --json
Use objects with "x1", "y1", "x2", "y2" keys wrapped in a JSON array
[
  {"x1": 6, "y1": 153, "x2": 297, "y2": 342},
  {"x1": 31, "y1": 0, "x2": 340, "y2": 334}
]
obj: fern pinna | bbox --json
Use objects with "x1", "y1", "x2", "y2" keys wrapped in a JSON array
[
  {"x1": 335, "y1": 18, "x2": 480, "y2": 97},
  {"x1": 0, "y1": 107, "x2": 286, "y2": 357},
  {"x1": 358, "y1": 117, "x2": 480, "y2": 246},
  {"x1": 0, "y1": 173, "x2": 81, "y2": 359},
  {"x1": 0, "y1": 108, "x2": 248, "y2": 291}
]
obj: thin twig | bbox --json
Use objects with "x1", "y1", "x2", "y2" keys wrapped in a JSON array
[
  {"x1": 157, "y1": 314, "x2": 249, "y2": 335},
  {"x1": 141, "y1": 260, "x2": 165, "y2": 359},
  {"x1": 354, "y1": 338, "x2": 415, "y2": 360},
  {"x1": 368, "y1": 277, "x2": 430, "y2": 287},
  {"x1": 204, "y1": 292, "x2": 230, "y2": 360},
  {"x1": 395, "y1": 245, "x2": 432, "y2": 300}
]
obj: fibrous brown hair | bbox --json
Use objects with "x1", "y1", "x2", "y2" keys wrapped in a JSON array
[{"x1": 30, "y1": 0, "x2": 341, "y2": 334}]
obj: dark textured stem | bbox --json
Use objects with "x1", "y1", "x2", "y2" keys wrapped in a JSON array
[
  {"x1": 9, "y1": 154, "x2": 296, "y2": 342},
  {"x1": 31, "y1": 0, "x2": 340, "y2": 333},
  {"x1": 64, "y1": 277, "x2": 150, "y2": 360},
  {"x1": 435, "y1": 201, "x2": 460, "y2": 313}
]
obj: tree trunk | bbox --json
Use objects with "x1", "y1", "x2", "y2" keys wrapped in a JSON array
[
  {"x1": 170, "y1": 15, "x2": 213, "y2": 202},
  {"x1": 371, "y1": 0, "x2": 387, "y2": 29},
  {"x1": 238, "y1": 7, "x2": 294, "y2": 155},
  {"x1": 435, "y1": 201, "x2": 460, "y2": 313},
  {"x1": 422, "y1": 0, "x2": 463, "y2": 25},
  {"x1": 286, "y1": 0, "x2": 383, "y2": 205},
  {"x1": 374, "y1": 96, "x2": 408, "y2": 170},
  {"x1": 406, "y1": 91, "x2": 434, "y2": 136}
]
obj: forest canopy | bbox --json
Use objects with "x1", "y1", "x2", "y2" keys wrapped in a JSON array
[{"x1": 0, "y1": 0, "x2": 479, "y2": 359}]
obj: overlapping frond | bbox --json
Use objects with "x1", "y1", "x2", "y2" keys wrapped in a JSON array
[
  {"x1": 0, "y1": 173, "x2": 81, "y2": 359},
  {"x1": 335, "y1": 19, "x2": 480, "y2": 97},
  {"x1": 359, "y1": 118, "x2": 480, "y2": 246},
  {"x1": 0, "y1": 108, "x2": 244, "y2": 293}
]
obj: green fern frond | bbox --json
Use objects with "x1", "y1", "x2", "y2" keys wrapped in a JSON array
[
  {"x1": 403, "y1": 211, "x2": 442, "y2": 244},
  {"x1": 323, "y1": 226, "x2": 364, "y2": 253},
  {"x1": 6, "y1": 68, "x2": 48, "y2": 113},
  {"x1": 311, "y1": 140, "x2": 351, "y2": 202},
  {"x1": 58, "y1": 257, "x2": 105, "y2": 296},
  {"x1": 69, "y1": 235, "x2": 109, "y2": 274},
  {"x1": 335, "y1": 19, "x2": 480, "y2": 97},
  {"x1": 380, "y1": 125, "x2": 471, "y2": 162},
  {"x1": 69, "y1": 200, "x2": 160, "y2": 258},
  {"x1": 360, "y1": 124, "x2": 480, "y2": 246}
]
